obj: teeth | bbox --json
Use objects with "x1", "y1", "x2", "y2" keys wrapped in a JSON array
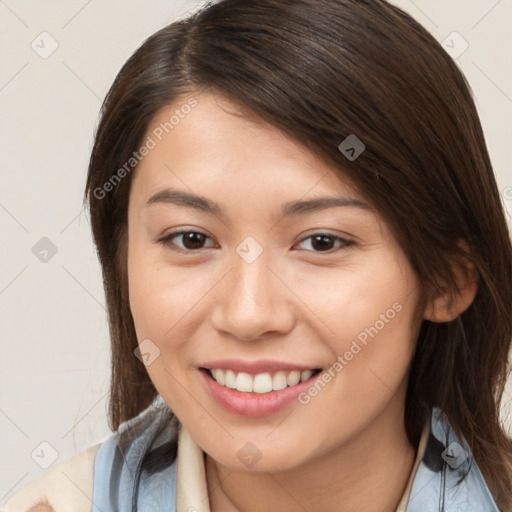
[
  {"x1": 236, "y1": 372, "x2": 253, "y2": 392},
  {"x1": 225, "y1": 370, "x2": 237, "y2": 389},
  {"x1": 208, "y1": 368, "x2": 317, "y2": 394},
  {"x1": 287, "y1": 371, "x2": 301, "y2": 386},
  {"x1": 253, "y1": 373, "x2": 273, "y2": 393},
  {"x1": 300, "y1": 370, "x2": 313, "y2": 382},
  {"x1": 211, "y1": 369, "x2": 225, "y2": 386},
  {"x1": 272, "y1": 371, "x2": 288, "y2": 391}
]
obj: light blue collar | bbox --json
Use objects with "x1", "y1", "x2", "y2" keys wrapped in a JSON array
[
  {"x1": 406, "y1": 408, "x2": 499, "y2": 511},
  {"x1": 91, "y1": 395, "x2": 500, "y2": 511}
]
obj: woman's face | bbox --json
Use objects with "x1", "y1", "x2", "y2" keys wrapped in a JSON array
[{"x1": 127, "y1": 91, "x2": 423, "y2": 472}]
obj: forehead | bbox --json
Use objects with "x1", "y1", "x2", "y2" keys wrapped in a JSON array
[{"x1": 130, "y1": 91, "x2": 362, "y2": 209}]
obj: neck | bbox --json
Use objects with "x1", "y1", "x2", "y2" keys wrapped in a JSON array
[{"x1": 206, "y1": 401, "x2": 418, "y2": 512}]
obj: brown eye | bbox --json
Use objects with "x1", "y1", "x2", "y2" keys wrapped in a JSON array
[
  {"x1": 159, "y1": 230, "x2": 215, "y2": 252},
  {"x1": 180, "y1": 232, "x2": 208, "y2": 250},
  {"x1": 297, "y1": 233, "x2": 354, "y2": 253}
]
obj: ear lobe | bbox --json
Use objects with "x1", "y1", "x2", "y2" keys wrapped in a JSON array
[
  {"x1": 423, "y1": 289, "x2": 476, "y2": 322},
  {"x1": 423, "y1": 244, "x2": 479, "y2": 323}
]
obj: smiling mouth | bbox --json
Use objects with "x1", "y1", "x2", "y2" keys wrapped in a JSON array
[{"x1": 201, "y1": 368, "x2": 322, "y2": 394}]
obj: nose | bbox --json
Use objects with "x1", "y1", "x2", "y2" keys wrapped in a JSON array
[{"x1": 210, "y1": 248, "x2": 296, "y2": 342}]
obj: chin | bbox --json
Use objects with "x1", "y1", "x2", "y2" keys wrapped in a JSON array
[{"x1": 207, "y1": 442, "x2": 309, "y2": 474}]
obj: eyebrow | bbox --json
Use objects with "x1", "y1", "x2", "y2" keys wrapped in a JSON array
[{"x1": 145, "y1": 188, "x2": 370, "y2": 218}]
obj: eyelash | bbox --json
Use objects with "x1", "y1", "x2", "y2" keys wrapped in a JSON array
[{"x1": 157, "y1": 230, "x2": 355, "y2": 254}]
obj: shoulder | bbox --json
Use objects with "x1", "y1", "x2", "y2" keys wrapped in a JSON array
[
  {"x1": 0, "y1": 443, "x2": 101, "y2": 512},
  {"x1": 1, "y1": 396, "x2": 179, "y2": 512},
  {"x1": 91, "y1": 395, "x2": 180, "y2": 510},
  {"x1": 407, "y1": 407, "x2": 501, "y2": 511}
]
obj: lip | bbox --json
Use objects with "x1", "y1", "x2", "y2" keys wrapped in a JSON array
[
  {"x1": 199, "y1": 367, "x2": 321, "y2": 418},
  {"x1": 200, "y1": 358, "x2": 320, "y2": 375}
]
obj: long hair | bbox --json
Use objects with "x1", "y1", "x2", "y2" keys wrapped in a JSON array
[{"x1": 84, "y1": 0, "x2": 512, "y2": 508}]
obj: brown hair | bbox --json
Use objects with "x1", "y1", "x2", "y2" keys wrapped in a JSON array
[{"x1": 84, "y1": 0, "x2": 512, "y2": 508}]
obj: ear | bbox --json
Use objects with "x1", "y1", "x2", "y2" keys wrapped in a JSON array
[{"x1": 423, "y1": 242, "x2": 478, "y2": 323}]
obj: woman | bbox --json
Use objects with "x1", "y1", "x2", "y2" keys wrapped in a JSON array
[{"x1": 2, "y1": 0, "x2": 511, "y2": 510}]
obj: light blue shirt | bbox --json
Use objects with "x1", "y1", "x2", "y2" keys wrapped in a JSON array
[{"x1": 91, "y1": 395, "x2": 501, "y2": 511}]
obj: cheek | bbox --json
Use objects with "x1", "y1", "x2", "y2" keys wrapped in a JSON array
[
  {"x1": 129, "y1": 268, "x2": 185, "y2": 343},
  {"x1": 290, "y1": 250, "x2": 418, "y2": 350},
  {"x1": 127, "y1": 256, "x2": 211, "y2": 413},
  {"x1": 127, "y1": 246, "x2": 219, "y2": 359},
  {"x1": 290, "y1": 254, "x2": 419, "y2": 409}
]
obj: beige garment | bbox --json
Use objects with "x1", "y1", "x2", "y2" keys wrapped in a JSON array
[
  {"x1": 0, "y1": 444, "x2": 100, "y2": 512},
  {"x1": 395, "y1": 421, "x2": 430, "y2": 511},
  {"x1": 1, "y1": 419, "x2": 430, "y2": 512},
  {"x1": 176, "y1": 421, "x2": 430, "y2": 512}
]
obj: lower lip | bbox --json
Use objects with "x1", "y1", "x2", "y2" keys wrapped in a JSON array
[{"x1": 199, "y1": 369, "x2": 320, "y2": 418}]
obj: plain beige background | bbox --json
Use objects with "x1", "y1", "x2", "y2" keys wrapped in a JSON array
[{"x1": 1, "y1": 0, "x2": 511, "y2": 503}]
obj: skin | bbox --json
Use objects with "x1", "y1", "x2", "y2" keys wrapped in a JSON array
[
  {"x1": 26, "y1": 504, "x2": 54, "y2": 512},
  {"x1": 126, "y1": 91, "x2": 477, "y2": 512}
]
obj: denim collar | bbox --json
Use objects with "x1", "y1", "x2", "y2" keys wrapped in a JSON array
[
  {"x1": 91, "y1": 396, "x2": 500, "y2": 511},
  {"x1": 405, "y1": 407, "x2": 499, "y2": 511}
]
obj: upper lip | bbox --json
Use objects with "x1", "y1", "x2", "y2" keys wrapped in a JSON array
[{"x1": 200, "y1": 359, "x2": 321, "y2": 375}]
